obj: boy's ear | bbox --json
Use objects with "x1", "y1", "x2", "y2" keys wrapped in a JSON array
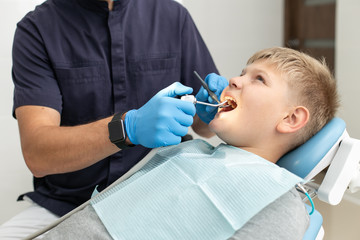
[{"x1": 277, "y1": 106, "x2": 309, "y2": 133}]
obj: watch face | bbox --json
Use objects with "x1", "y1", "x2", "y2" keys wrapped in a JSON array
[{"x1": 109, "y1": 120, "x2": 126, "y2": 142}]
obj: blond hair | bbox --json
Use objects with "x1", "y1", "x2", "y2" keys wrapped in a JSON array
[{"x1": 247, "y1": 47, "x2": 339, "y2": 148}]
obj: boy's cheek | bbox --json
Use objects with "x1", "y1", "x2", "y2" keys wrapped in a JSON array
[{"x1": 220, "y1": 86, "x2": 229, "y2": 101}]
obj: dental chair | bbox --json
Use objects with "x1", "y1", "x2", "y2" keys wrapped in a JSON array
[
  {"x1": 25, "y1": 118, "x2": 360, "y2": 240},
  {"x1": 277, "y1": 117, "x2": 360, "y2": 240}
]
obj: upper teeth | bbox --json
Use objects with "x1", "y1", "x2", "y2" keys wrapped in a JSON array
[{"x1": 224, "y1": 96, "x2": 237, "y2": 109}]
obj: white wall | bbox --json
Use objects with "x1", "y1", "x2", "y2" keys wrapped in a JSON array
[
  {"x1": 0, "y1": 0, "x2": 283, "y2": 225},
  {"x1": 182, "y1": 0, "x2": 284, "y2": 80},
  {"x1": 336, "y1": 1, "x2": 360, "y2": 139},
  {"x1": 0, "y1": 0, "x2": 44, "y2": 225}
]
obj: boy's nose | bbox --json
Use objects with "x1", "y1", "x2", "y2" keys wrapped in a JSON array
[{"x1": 229, "y1": 76, "x2": 243, "y2": 89}]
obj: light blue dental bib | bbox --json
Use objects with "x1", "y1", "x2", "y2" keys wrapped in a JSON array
[{"x1": 91, "y1": 139, "x2": 303, "y2": 240}]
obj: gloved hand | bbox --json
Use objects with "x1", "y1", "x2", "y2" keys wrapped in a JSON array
[
  {"x1": 195, "y1": 73, "x2": 229, "y2": 124},
  {"x1": 125, "y1": 82, "x2": 196, "y2": 148}
]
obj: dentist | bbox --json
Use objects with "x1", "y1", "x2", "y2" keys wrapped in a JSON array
[{"x1": 1, "y1": 0, "x2": 228, "y2": 238}]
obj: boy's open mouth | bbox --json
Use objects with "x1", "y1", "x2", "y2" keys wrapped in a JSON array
[{"x1": 221, "y1": 96, "x2": 237, "y2": 112}]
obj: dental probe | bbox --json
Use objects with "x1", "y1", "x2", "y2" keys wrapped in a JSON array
[
  {"x1": 181, "y1": 95, "x2": 229, "y2": 108},
  {"x1": 193, "y1": 71, "x2": 221, "y2": 104}
]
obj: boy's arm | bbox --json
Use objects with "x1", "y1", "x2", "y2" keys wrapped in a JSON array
[{"x1": 229, "y1": 188, "x2": 310, "y2": 240}]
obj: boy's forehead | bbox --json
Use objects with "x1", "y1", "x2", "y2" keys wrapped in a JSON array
[{"x1": 246, "y1": 59, "x2": 279, "y2": 74}]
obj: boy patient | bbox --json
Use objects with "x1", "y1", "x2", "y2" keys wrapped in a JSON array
[{"x1": 43, "y1": 47, "x2": 339, "y2": 240}]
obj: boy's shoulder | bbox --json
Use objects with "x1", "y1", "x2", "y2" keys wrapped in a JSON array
[{"x1": 230, "y1": 188, "x2": 310, "y2": 240}]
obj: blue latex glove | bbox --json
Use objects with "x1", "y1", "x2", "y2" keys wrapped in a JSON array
[
  {"x1": 195, "y1": 73, "x2": 229, "y2": 124},
  {"x1": 125, "y1": 82, "x2": 196, "y2": 148}
]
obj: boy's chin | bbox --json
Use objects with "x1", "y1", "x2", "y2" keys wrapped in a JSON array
[
  {"x1": 209, "y1": 117, "x2": 235, "y2": 144},
  {"x1": 208, "y1": 118, "x2": 222, "y2": 134},
  {"x1": 208, "y1": 118, "x2": 216, "y2": 130}
]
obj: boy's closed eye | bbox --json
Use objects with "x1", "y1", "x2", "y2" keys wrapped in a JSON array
[
  {"x1": 255, "y1": 75, "x2": 265, "y2": 83},
  {"x1": 240, "y1": 67, "x2": 268, "y2": 85}
]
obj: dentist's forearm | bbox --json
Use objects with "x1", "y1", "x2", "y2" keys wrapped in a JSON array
[
  {"x1": 24, "y1": 119, "x2": 119, "y2": 177},
  {"x1": 16, "y1": 106, "x2": 119, "y2": 177}
]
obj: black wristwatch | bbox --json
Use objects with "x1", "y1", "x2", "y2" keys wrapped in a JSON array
[{"x1": 108, "y1": 112, "x2": 132, "y2": 149}]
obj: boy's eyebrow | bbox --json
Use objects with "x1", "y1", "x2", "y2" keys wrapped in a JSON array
[
  {"x1": 257, "y1": 69, "x2": 270, "y2": 78},
  {"x1": 245, "y1": 66, "x2": 271, "y2": 79}
]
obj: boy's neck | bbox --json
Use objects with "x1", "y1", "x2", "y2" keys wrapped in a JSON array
[{"x1": 240, "y1": 140, "x2": 289, "y2": 164}]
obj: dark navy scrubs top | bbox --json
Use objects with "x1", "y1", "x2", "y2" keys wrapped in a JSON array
[{"x1": 12, "y1": 0, "x2": 218, "y2": 216}]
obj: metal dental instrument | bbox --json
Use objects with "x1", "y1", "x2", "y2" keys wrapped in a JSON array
[
  {"x1": 181, "y1": 95, "x2": 229, "y2": 108},
  {"x1": 193, "y1": 71, "x2": 221, "y2": 104}
]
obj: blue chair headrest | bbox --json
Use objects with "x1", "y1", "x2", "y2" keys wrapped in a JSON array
[{"x1": 277, "y1": 118, "x2": 346, "y2": 179}]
